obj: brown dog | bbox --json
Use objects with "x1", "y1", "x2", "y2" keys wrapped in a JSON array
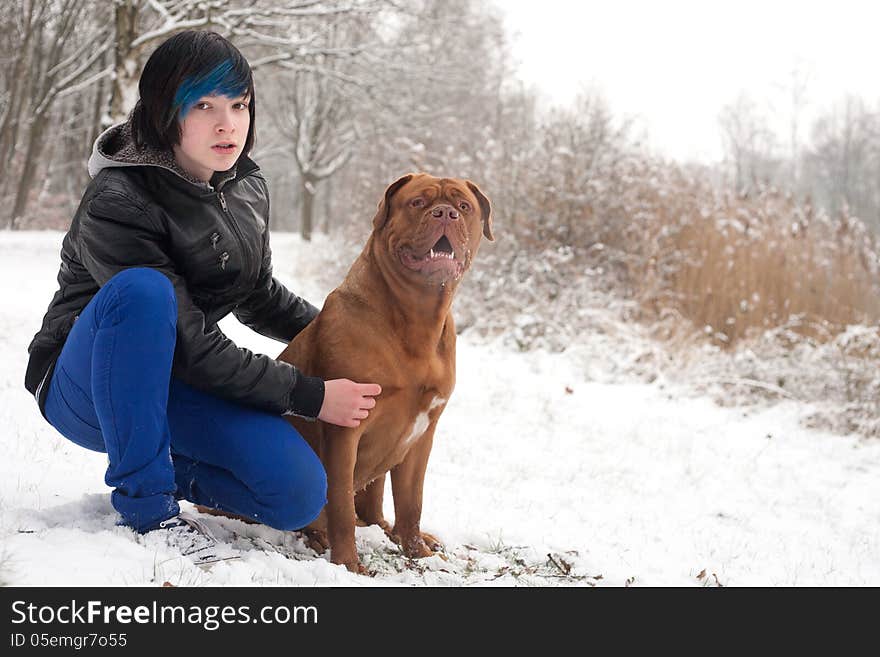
[{"x1": 278, "y1": 173, "x2": 493, "y2": 572}]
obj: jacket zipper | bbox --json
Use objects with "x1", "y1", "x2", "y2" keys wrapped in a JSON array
[{"x1": 216, "y1": 190, "x2": 251, "y2": 280}]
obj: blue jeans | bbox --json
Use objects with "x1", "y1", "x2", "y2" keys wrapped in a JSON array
[{"x1": 43, "y1": 267, "x2": 326, "y2": 533}]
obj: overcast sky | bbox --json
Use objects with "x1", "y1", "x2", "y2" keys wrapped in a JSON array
[{"x1": 495, "y1": 0, "x2": 880, "y2": 163}]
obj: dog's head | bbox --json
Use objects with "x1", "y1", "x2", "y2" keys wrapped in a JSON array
[{"x1": 371, "y1": 173, "x2": 494, "y2": 288}]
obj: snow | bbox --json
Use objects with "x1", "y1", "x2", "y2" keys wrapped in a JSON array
[{"x1": 1, "y1": 230, "x2": 879, "y2": 586}]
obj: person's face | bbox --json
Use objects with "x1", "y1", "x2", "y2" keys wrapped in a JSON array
[{"x1": 172, "y1": 92, "x2": 251, "y2": 183}]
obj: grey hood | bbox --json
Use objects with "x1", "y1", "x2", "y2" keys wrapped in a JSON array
[{"x1": 87, "y1": 121, "x2": 239, "y2": 191}]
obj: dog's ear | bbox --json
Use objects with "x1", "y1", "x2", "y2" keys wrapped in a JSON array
[
  {"x1": 372, "y1": 174, "x2": 414, "y2": 231},
  {"x1": 466, "y1": 180, "x2": 494, "y2": 241}
]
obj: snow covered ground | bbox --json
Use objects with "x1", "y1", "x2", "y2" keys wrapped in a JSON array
[{"x1": 1, "y1": 231, "x2": 878, "y2": 586}]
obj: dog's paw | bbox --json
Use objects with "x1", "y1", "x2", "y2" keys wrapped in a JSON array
[
  {"x1": 331, "y1": 552, "x2": 367, "y2": 574},
  {"x1": 420, "y1": 531, "x2": 442, "y2": 553},
  {"x1": 392, "y1": 530, "x2": 444, "y2": 559},
  {"x1": 302, "y1": 528, "x2": 330, "y2": 555}
]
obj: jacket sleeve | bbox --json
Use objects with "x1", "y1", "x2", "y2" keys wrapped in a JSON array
[
  {"x1": 77, "y1": 184, "x2": 325, "y2": 418},
  {"x1": 232, "y1": 223, "x2": 320, "y2": 344}
]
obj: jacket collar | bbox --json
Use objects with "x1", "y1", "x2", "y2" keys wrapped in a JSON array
[{"x1": 87, "y1": 121, "x2": 259, "y2": 193}]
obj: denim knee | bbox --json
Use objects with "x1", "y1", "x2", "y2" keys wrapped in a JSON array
[
  {"x1": 104, "y1": 267, "x2": 177, "y2": 322},
  {"x1": 257, "y1": 450, "x2": 328, "y2": 531}
]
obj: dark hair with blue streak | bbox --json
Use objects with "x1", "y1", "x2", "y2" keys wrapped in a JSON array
[
  {"x1": 130, "y1": 30, "x2": 256, "y2": 157},
  {"x1": 173, "y1": 59, "x2": 249, "y2": 121}
]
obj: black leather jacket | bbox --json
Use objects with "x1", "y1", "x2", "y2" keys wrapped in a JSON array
[{"x1": 24, "y1": 121, "x2": 324, "y2": 419}]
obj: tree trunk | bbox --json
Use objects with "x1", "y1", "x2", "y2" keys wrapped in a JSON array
[
  {"x1": 75, "y1": 47, "x2": 111, "y2": 193},
  {"x1": 9, "y1": 110, "x2": 48, "y2": 229},
  {"x1": 300, "y1": 176, "x2": 316, "y2": 241},
  {"x1": 0, "y1": 52, "x2": 27, "y2": 180},
  {"x1": 321, "y1": 177, "x2": 332, "y2": 234},
  {"x1": 108, "y1": 0, "x2": 141, "y2": 125},
  {"x1": 90, "y1": 48, "x2": 110, "y2": 144},
  {"x1": 0, "y1": 0, "x2": 38, "y2": 180}
]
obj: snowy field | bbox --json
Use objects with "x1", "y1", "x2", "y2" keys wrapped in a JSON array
[{"x1": 1, "y1": 231, "x2": 879, "y2": 587}]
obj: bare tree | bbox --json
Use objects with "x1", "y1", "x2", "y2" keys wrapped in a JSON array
[
  {"x1": 0, "y1": 1, "x2": 49, "y2": 190},
  {"x1": 718, "y1": 93, "x2": 781, "y2": 195},
  {"x1": 269, "y1": 68, "x2": 356, "y2": 240},
  {"x1": 773, "y1": 61, "x2": 812, "y2": 194},
  {"x1": 804, "y1": 96, "x2": 880, "y2": 229},
  {"x1": 7, "y1": 0, "x2": 111, "y2": 229}
]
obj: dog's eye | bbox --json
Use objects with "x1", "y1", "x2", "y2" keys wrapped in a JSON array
[
  {"x1": 410, "y1": 198, "x2": 425, "y2": 208},
  {"x1": 459, "y1": 201, "x2": 471, "y2": 212}
]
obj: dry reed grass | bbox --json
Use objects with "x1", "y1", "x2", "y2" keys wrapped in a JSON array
[{"x1": 635, "y1": 182, "x2": 880, "y2": 347}]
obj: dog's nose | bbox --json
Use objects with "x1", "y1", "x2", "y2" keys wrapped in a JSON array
[{"x1": 430, "y1": 204, "x2": 459, "y2": 224}]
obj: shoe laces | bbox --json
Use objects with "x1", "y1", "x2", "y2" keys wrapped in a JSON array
[{"x1": 157, "y1": 511, "x2": 218, "y2": 559}]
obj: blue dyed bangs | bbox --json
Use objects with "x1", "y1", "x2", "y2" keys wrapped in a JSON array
[{"x1": 173, "y1": 59, "x2": 250, "y2": 121}]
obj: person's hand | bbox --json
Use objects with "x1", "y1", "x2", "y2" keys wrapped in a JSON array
[{"x1": 318, "y1": 379, "x2": 382, "y2": 428}]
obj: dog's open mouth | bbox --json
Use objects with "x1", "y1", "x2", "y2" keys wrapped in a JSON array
[
  {"x1": 429, "y1": 235, "x2": 455, "y2": 260},
  {"x1": 400, "y1": 234, "x2": 466, "y2": 281}
]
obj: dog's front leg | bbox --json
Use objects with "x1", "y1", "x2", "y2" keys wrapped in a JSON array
[
  {"x1": 355, "y1": 473, "x2": 391, "y2": 533},
  {"x1": 390, "y1": 418, "x2": 443, "y2": 559},
  {"x1": 323, "y1": 425, "x2": 364, "y2": 573}
]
